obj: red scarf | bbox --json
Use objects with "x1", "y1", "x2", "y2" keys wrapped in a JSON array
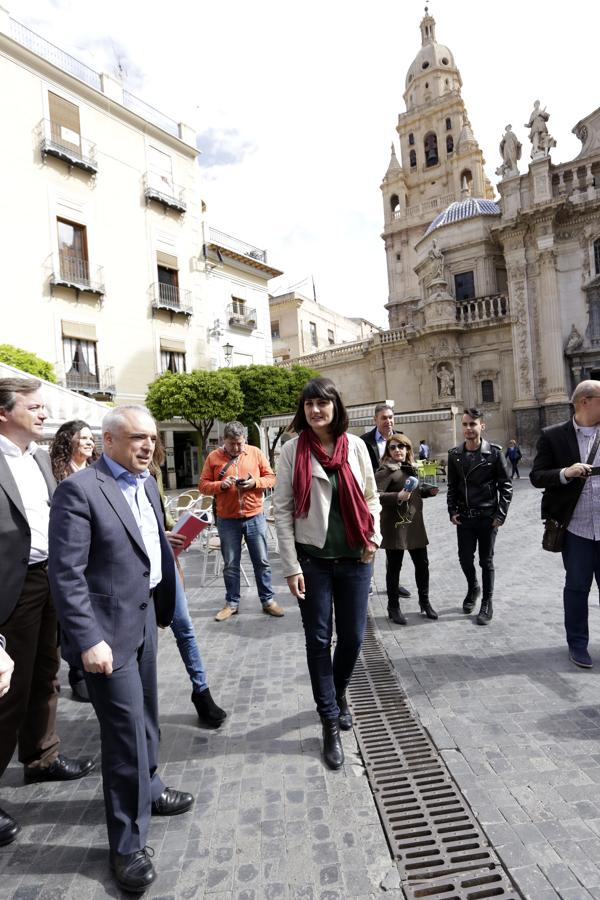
[{"x1": 292, "y1": 429, "x2": 374, "y2": 549}]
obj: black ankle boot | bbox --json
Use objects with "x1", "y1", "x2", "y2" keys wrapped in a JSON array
[
  {"x1": 462, "y1": 583, "x2": 481, "y2": 614},
  {"x1": 476, "y1": 598, "x2": 493, "y2": 625},
  {"x1": 191, "y1": 688, "x2": 227, "y2": 727},
  {"x1": 419, "y1": 599, "x2": 438, "y2": 620},
  {"x1": 387, "y1": 605, "x2": 407, "y2": 625},
  {"x1": 321, "y1": 719, "x2": 344, "y2": 769},
  {"x1": 336, "y1": 695, "x2": 353, "y2": 731}
]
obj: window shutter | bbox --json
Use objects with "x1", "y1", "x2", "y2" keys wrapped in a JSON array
[
  {"x1": 159, "y1": 337, "x2": 186, "y2": 353},
  {"x1": 156, "y1": 251, "x2": 178, "y2": 269},
  {"x1": 61, "y1": 320, "x2": 97, "y2": 341},
  {"x1": 48, "y1": 92, "x2": 81, "y2": 149}
]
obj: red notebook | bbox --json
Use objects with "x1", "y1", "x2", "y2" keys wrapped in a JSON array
[{"x1": 170, "y1": 509, "x2": 211, "y2": 556}]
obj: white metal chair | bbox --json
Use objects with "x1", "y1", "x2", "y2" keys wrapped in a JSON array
[
  {"x1": 199, "y1": 522, "x2": 251, "y2": 588},
  {"x1": 263, "y1": 496, "x2": 279, "y2": 554},
  {"x1": 173, "y1": 492, "x2": 196, "y2": 518}
]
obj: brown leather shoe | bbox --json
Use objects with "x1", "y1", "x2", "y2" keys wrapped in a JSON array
[
  {"x1": 262, "y1": 600, "x2": 284, "y2": 617},
  {"x1": 215, "y1": 606, "x2": 238, "y2": 621}
]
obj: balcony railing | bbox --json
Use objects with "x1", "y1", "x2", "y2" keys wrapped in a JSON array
[
  {"x1": 65, "y1": 365, "x2": 115, "y2": 396},
  {"x1": 144, "y1": 173, "x2": 186, "y2": 213},
  {"x1": 9, "y1": 18, "x2": 102, "y2": 90},
  {"x1": 226, "y1": 303, "x2": 257, "y2": 330},
  {"x1": 123, "y1": 91, "x2": 179, "y2": 138},
  {"x1": 40, "y1": 119, "x2": 97, "y2": 174},
  {"x1": 151, "y1": 282, "x2": 193, "y2": 316},
  {"x1": 52, "y1": 256, "x2": 105, "y2": 295},
  {"x1": 208, "y1": 228, "x2": 267, "y2": 263},
  {"x1": 456, "y1": 293, "x2": 509, "y2": 325},
  {"x1": 551, "y1": 160, "x2": 600, "y2": 204}
]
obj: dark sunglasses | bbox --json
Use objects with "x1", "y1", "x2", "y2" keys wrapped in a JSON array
[{"x1": 388, "y1": 442, "x2": 409, "y2": 450}]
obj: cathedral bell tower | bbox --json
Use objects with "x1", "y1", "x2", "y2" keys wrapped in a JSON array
[{"x1": 381, "y1": 9, "x2": 493, "y2": 329}]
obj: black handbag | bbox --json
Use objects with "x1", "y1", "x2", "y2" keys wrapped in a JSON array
[{"x1": 542, "y1": 430, "x2": 600, "y2": 552}]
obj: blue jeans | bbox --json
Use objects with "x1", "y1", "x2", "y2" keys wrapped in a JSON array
[
  {"x1": 217, "y1": 513, "x2": 274, "y2": 607},
  {"x1": 296, "y1": 554, "x2": 372, "y2": 720},
  {"x1": 170, "y1": 566, "x2": 207, "y2": 693},
  {"x1": 562, "y1": 531, "x2": 600, "y2": 651}
]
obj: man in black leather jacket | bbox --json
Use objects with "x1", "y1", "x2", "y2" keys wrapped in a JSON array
[{"x1": 447, "y1": 408, "x2": 512, "y2": 625}]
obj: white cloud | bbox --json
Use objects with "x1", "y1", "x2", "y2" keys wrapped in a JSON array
[{"x1": 12, "y1": 0, "x2": 600, "y2": 326}]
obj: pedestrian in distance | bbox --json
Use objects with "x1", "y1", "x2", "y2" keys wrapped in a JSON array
[
  {"x1": 418, "y1": 439, "x2": 429, "y2": 461},
  {"x1": 505, "y1": 439, "x2": 522, "y2": 479},
  {"x1": 375, "y1": 434, "x2": 439, "y2": 625},
  {"x1": 199, "y1": 421, "x2": 283, "y2": 621},
  {"x1": 50, "y1": 419, "x2": 98, "y2": 702},
  {"x1": 274, "y1": 377, "x2": 381, "y2": 770},
  {"x1": 447, "y1": 408, "x2": 513, "y2": 625},
  {"x1": 530, "y1": 380, "x2": 600, "y2": 669}
]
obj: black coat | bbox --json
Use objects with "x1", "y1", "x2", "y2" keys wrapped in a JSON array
[
  {"x1": 447, "y1": 439, "x2": 512, "y2": 522},
  {"x1": 360, "y1": 428, "x2": 380, "y2": 474},
  {"x1": 529, "y1": 420, "x2": 588, "y2": 522},
  {"x1": 375, "y1": 462, "x2": 437, "y2": 550}
]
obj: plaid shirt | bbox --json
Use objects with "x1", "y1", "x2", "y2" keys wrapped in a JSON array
[{"x1": 564, "y1": 419, "x2": 600, "y2": 540}]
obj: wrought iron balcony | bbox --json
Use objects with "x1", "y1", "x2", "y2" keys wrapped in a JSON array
[
  {"x1": 226, "y1": 303, "x2": 257, "y2": 330},
  {"x1": 144, "y1": 173, "x2": 186, "y2": 213},
  {"x1": 52, "y1": 256, "x2": 105, "y2": 296},
  {"x1": 40, "y1": 119, "x2": 97, "y2": 174},
  {"x1": 65, "y1": 365, "x2": 115, "y2": 397},
  {"x1": 208, "y1": 228, "x2": 267, "y2": 263},
  {"x1": 151, "y1": 282, "x2": 193, "y2": 316}
]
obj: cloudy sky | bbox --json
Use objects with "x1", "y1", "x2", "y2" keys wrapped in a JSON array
[{"x1": 14, "y1": 0, "x2": 600, "y2": 325}]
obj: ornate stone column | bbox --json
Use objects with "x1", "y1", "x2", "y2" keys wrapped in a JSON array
[
  {"x1": 537, "y1": 242, "x2": 570, "y2": 405},
  {"x1": 504, "y1": 234, "x2": 536, "y2": 406}
]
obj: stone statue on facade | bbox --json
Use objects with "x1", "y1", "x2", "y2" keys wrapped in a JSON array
[
  {"x1": 437, "y1": 362, "x2": 455, "y2": 398},
  {"x1": 496, "y1": 124, "x2": 521, "y2": 177},
  {"x1": 525, "y1": 100, "x2": 556, "y2": 158},
  {"x1": 564, "y1": 324, "x2": 583, "y2": 353},
  {"x1": 428, "y1": 239, "x2": 445, "y2": 281}
]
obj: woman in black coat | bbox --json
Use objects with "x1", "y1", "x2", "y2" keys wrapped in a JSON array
[{"x1": 375, "y1": 434, "x2": 439, "y2": 625}]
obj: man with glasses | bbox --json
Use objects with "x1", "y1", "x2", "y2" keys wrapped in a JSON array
[
  {"x1": 447, "y1": 408, "x2": 512, "y2": 625},
  {"x1": 531, "y1": 381, "x2": 600, "y2": 668}
]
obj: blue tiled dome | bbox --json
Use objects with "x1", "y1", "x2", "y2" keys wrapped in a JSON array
[{"x1": 425, "y1": 198, "x2": 500, "y2": 235}]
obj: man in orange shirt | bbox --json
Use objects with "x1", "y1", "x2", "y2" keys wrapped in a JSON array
[{"x1": 199, "y1": 421, "x2": 283, "y2": 621}]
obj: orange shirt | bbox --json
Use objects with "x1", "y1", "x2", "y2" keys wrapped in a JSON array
[{"x1": 199, "y1": 445, "x2": 275, "y2": 519}]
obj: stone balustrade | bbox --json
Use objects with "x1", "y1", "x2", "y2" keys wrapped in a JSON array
[
  {"x1": 394, "y1": 192, "x2": 455, "y2": 220},
  {"x1": 456, "y1": 293, "x2": 509, "y2": 325},
  {"x1": 551, "y1": 158, "x2": 600, "y2": 203}
]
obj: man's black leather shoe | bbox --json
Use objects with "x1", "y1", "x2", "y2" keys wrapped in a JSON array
[
  {"x1": 398, "y1": 585, "x2": 411, "y2": 598},
  {"x1": 462, "y1": 584, "x2": 481, "y2": 614},
  {"x1": 0, "y1": 807, "x2": 20, "y2": 846},
  {"x1": 476, "y1": 599, "x2": 493, "y2": 625},
  {"x1": 110, "y1": 848, "x2": 156, "y2": 893},
  {"x1": 24, "y1": 754, "x2": 95, "y2": 783},
  {"x1": 321, "y1": 719, "x2": 344, "y2": 770},
  {"x1": 569, "y1": 647, "x2": 593, "y2": 668},
  {"x1": 337, "y1": 695, "x2": 353, "y2": 731},
  {"x1": 151, "y1": 787, "x2": 194, "y2": 816}
]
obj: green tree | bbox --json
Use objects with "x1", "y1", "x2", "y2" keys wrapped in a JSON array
[
  {"x1": 231, "y1": 363, "x2": 320, "y2": 466},
  {"x1": 0, "y1": 344, "x2": 57, "y2": 383},
  {"x1": 146, "y1": 369, "x2": 244, "y2": 463}
]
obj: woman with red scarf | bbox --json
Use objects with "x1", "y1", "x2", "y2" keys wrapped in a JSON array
[{"x1": 274, "y1": 378, "x2": 381, "y2": 770}]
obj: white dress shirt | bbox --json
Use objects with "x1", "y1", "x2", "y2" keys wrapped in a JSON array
[
  {"x1": 564, "y1": 420, "x2": 600, "y2": 541},
  {"x1": 0, "y1": 435, "x2": 50, "y2": 562}
]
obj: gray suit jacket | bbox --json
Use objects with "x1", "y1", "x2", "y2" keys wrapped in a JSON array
[
  {"x1": 0, "y1": 448, "x2": 55, "y2": 626},
  {"x1": 48, "y1": 456, "x2": 176, "y2": 669}
]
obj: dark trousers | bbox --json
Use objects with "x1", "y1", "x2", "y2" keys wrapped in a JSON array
[
  {"x1": 561, "y1": 531, "x2": 600, "y2": 651},
  {"x1": 0, "y1": 569, "x2": 60, "y2": 777},
  {"x1": 456, "y1": 518, "x2": 497, "y2": 599},
  {"x1": 385, "y1": 548, "x2": 429, "y2": 606},
  {"x1": 510, "y1": 462, "x2": 520, "y2": 478},
  {"x1": 297, "y1": 555, "x2": 371, "y2": 721},
  {"x1": 84, "y1": 608, "x2": 164, "y2": 855}
]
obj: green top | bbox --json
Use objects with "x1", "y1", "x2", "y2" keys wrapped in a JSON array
[{"x1": 297, "y1": 471, "x2": 362, "y2": 559}]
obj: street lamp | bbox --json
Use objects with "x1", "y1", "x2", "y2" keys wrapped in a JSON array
[{"x1": 222, "y1": 343, "x2": 234, "y2": 367}]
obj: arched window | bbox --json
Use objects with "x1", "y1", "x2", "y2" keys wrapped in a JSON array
[
  {"x1": 446, "y1": 135, "x2": 454, "y2": 154},
  {"x1": 481, "y1": 380, "x2": 494, "y2": 403},
  {"x1": 445, "y1": 117, "x2": 452, "y2": 130},
  {"x1": 594, "y1": 238, "x2": 600, "y2": 275},
  {"x1": 390, "y1": 194, "x2": 400, "y2": 214},
  {"x1": 461, "y1": 169, "x2": 473, "y2": 194},
  {"x1": 408, "y1": 132, "x2": 415, "y2": 146},
  {"x1": 424, "y1": 132, "x2": 438, "y2": 167},
  {"x1": 409, "y1": 149, "x2": 417, "y2": 168}
]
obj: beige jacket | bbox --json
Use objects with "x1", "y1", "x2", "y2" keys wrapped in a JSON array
[{"x1": 273, "y1": 433, "x2": 382, "y2": 578}]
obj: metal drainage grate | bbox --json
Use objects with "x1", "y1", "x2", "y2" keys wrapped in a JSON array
[{"x1": 348, "y1": 617, "x2": 522, "y2": 900}]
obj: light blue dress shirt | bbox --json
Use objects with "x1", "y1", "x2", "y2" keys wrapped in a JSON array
[{"x1": 102, "y1": 454, "x2": 162, "y2": 589}]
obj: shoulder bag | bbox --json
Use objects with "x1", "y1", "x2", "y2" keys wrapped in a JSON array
[{"x1": 542, "y1": 430, "x2": 600, "y2": 552}]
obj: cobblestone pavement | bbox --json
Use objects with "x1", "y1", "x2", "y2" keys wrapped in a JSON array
[{"x1": 2, "y1": 474, "x2": 600, "y2": 898}]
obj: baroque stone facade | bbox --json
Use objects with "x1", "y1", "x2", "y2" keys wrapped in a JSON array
[{"x1": 281, "y1": 12, "x2": 600, "y2": 458}]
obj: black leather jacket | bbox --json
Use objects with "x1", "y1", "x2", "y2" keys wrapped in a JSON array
[{"x1": 447, "y1": 439, "x2": 513, "y2": 522}]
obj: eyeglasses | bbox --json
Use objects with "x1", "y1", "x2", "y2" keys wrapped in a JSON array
[{"x1": 388, "y1": 443, "x2": 408, "y2": 450}]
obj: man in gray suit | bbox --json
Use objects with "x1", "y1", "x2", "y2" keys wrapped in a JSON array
[
  {"x1": 0, "y1": 378, "x2": 94, "y2": 848},
  {"x1": 49, "y1": 405, "x2": 194, "y2": 893}
]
